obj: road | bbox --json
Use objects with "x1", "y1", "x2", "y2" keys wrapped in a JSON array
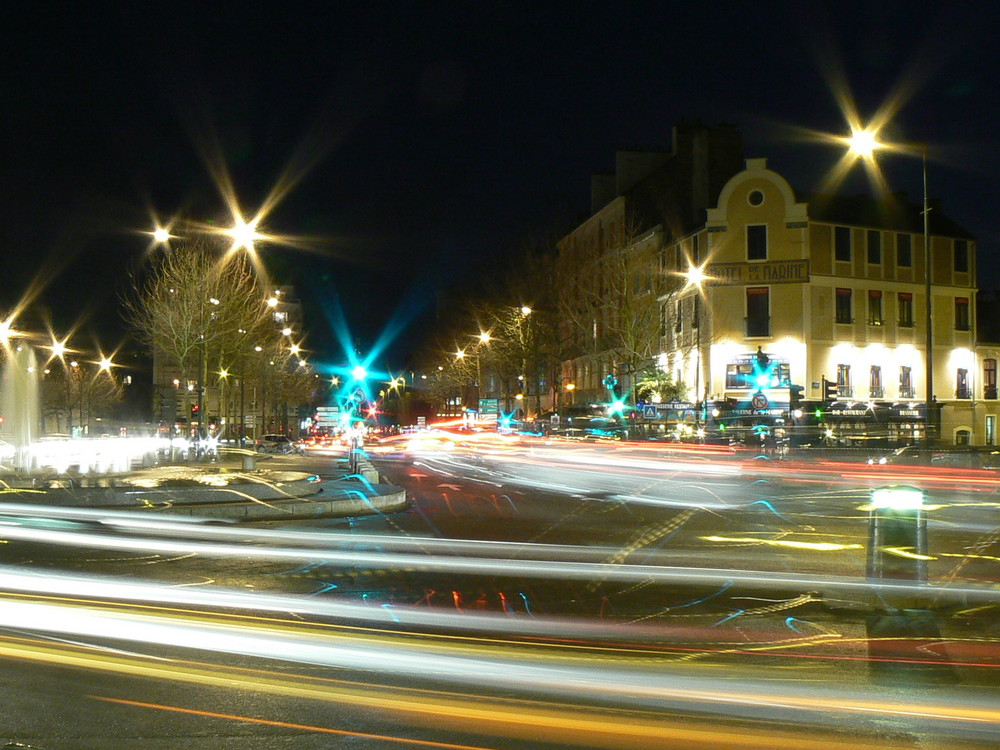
[{"x1": 0, "y1": 437, "x2": 999, "y2": 748}]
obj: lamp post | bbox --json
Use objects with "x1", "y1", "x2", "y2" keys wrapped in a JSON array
[
  {"x1": 683, "y1": 264, "x2": 709, "y2": 428},
  {"x1": 846, "y1": 130, "x2": 933, "y2": 442}
]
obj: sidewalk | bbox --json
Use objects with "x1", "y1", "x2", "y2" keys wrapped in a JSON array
[{"x1": 1, "y1": 450, "x2": 408, "y2": 522}]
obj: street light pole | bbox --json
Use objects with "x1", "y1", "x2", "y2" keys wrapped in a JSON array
[
  {"x1": 845, "y1": 129, "x2": 935, "y2": 444},
  {"x1": 922, "y1": 147, "x2": 934, "y2": 444}
]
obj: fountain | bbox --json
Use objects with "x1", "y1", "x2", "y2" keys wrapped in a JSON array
[
  {"x1": 0, "y1": 346, "x2": 40, "y2": 475},
  {"x1": 0, "y1": 345, "x2": 402, "y2": 520}
]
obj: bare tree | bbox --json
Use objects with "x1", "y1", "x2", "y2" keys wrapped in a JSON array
[
  {"x1": 122, "y1": 242, "x2": 274, "y2": 435},
  {"x1": 556, "y1": 209, "x2": 664, "y2": 403}
]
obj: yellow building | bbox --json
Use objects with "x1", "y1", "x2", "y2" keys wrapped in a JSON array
[{"x1": 672, "y1": 157, "x2": 992, "y2": 446}]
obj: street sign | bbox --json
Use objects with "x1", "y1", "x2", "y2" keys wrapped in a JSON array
[
  {"x1": 642, "y1": 405, "x2": 658, "y2": 419},
  {"x1": 751, "y1": 392, "x2": 769, "y2": 410}
]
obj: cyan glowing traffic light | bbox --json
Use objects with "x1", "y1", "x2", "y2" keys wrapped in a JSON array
[{"x1": 607, "y1": 397, "x2": 628, "y2": 416}]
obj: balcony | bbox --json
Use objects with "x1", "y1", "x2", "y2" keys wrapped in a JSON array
[
  {"x1": 869, "y1": 386, "x2": 885, "y2": 399},
  {"x1": 956, "y1": 388, "x2": 972, "y2": 399},
  {"x1": 837, "y1": 385, "x2": 854, "y2": 398},
  {"x1": 899, "y1": 386, "x2": 916, "y2": 399},
  {"x1": 985, "y1": 387, "x2": 998, "y2": 400}
]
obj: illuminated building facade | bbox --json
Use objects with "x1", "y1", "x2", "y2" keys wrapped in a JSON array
[
  {"x1": 663, "y1": 157, "x2": 991, "y2": 446},
  {"x1": 556, "y1": 133, "x2": 992, "y2": 445}
]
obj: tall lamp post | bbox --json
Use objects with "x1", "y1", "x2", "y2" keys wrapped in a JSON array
[
  {"x1": 683, "y1": 263, "x2": 709, "y2": 428},
  {"x1": 846, "y1": 130, "x2": 933, "y2": 442}
]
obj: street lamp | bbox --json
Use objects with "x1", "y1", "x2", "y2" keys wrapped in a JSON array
[
  {"x1": 682, "y1": 263, "x2": 710, "y2": 427},
  {"x1": 845, "y1": 128, "x2": 933, "y2": 441}
]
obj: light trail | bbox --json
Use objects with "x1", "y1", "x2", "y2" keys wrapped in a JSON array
[{"x1": 0, "y1": 594, "x2": 999, "y2": 748}]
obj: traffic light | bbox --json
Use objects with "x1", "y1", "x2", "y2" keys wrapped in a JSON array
[
  {"x1": 753, "y1": 347, "x2": 775, "y2": 388},
  {"x1": 789, "y1": 384, "x2": 804, "y2": 408},
  {"x1": 823, "y1": 377, "x2": 839, "y2": 402}
]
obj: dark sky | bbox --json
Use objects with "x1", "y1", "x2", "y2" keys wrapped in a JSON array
[{"x1": 2, "y1": 2, "x2": 998, "y2": 369}]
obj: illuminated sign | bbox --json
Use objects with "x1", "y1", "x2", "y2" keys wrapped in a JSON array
[{"x1": 706, "y1": 259, "x2": 809, "y2": 286}]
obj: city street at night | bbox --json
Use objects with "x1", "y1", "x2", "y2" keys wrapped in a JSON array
[
  {"x1": 1, "y1": 439, "x2": 1000, "y2": 748},
  {"x1": 4, "y1": 3, "x2": 1000, "y2": 748}
]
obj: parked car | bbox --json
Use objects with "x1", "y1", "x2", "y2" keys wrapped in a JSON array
[{"x1": 254, "y1": 434, "x2": 304, "y2": 455}]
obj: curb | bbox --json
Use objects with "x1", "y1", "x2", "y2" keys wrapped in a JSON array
[{"x1": 134, "y1": 482, "x2": 409, "y2": 521}]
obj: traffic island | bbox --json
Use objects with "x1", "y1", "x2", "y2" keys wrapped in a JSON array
[{"x1": 1, "y1": 464, "x2": 408, "y2": 522}]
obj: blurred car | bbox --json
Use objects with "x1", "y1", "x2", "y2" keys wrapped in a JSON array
[
  {"x1": 537, "y1": 405, "x2": 630, "y2": 439},
  {"x1": 867, "y1": 445, "x2": 1000, "y2": 470},
  {"x1": 254, "y1": 434, "x2": 304, "y2": 455}
]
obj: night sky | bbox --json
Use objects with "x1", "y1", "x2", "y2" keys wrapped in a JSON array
[{"x1": 2, "y1": 2, "x2": 998, "y2": 370}]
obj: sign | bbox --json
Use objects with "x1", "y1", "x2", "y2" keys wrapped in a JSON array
[
  {"x1": 706, "y1": 259, "x2": 810, "y2": 286},
  {"x1": 550, "y1": 414, "x2": 560, "y2": 425},
  {"x1": 478, "y1": 398, "x2": 499, "y2": 414},
  {"x1": 642, "y1": 405, "x2": 659, "y2": 419},
  {"x1": 416, "y1": 416, "x2": 426, "y2": 427},
  {"x1": 751, "y1": 392, "x2": 769, "y2": 410},
  {"x1": 658, "y1": 401, "x2": 694, "y2": 410}
]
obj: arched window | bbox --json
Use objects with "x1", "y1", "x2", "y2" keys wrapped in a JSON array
[{"x1": 955, "y1": 429, "x2": 971, "y2": 446}]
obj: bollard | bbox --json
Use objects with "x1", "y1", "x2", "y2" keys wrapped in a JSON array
[
  {"x1": 242, "y1": 454, "x2": 258, "y2": 471},
  {"x1": 866, "y1": 485, "x2": 928, "y2": 583}
]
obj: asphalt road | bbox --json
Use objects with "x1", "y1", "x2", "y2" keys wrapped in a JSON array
[{"x1": 1, "y1": 441, "x2": 999, "y2": 748}]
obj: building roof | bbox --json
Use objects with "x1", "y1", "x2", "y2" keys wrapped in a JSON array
[{"x1": 799, "y1": 191, "x2": 974, "y2": 240}]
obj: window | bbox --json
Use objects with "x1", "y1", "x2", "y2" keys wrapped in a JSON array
[
  {"x1": 745, "y1": 287, "x2": 769, "y2": 337},
  {"x1": 691, "y1": 234, "x2": 700, "y2": 264},
  {"x1": 870, "y1": 365, "x2": 883, "y2": 399},
  {"x1": 956, "y1": 429, "x2": 972, "y2": 446},
  {"x1": 867, "y1": 290, "x2": 883, "y2": 326},
  {"x1": 867, "y1": 230, "x2": 881, "y2": 264},
  {"x1": 674, "y1": 301, "x2": 682, "y2": 333},
  {"x1": 957, "y1": 368, "x2": 971, "y2": 399},
  {"x1": 955, "y1": 239, "x2": 969, "y2": 273},
  {"x1": 955, "y1": 297, "x2": 970, "y2": 331},
  {"x1": 726, "y1": 364, "x2": 753, "y2": 389},
  {"x1": 835, "y1": 288, "x2": 852, "y2": 324},
  {"x1": 747, "y1": 225, "x2": 767, "y2": 261},
  {"x1": 836, "y1": 364, "x2": 853, "y2": 398},
  {"x1": 897, "y1": 292, "x2": 914, "y2": 327},
  {"x1": 835, "y1": 226, "x2": 851, "y2": 262},
  {"x1": 725, "y1": 362, "x2": 791, "y2": 389},
  {"x1": 988, "y1": 415, "x2": 996, "y2": 446},
  {"x1": 985, "y1": 358, "x2": 997, "y2": 399},
  {"x1": 900, "y1": 366, "x2": 914, "y2": 399},
  {"x1": 897, "y1": 233, "x2": 912, "y2": 267},
  {"x1": 692, "y1": 296, "x2": 700, "y2": 329}
]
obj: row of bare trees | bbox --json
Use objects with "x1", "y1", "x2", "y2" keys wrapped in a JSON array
[
  {"x1": 413, "y1": 211, "x2": 691, "y2": 416},
  {"x1": 123, "y1": 242, "x2": 319, "y2": 436}
]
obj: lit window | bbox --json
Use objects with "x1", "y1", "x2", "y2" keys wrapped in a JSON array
[
  {"x1": 984, "y1": 359, "x2": 997, "y2": 399},
  {"x1": 957, "y1": 368, "x2": 971, "y2": 399},
  {"x1": 836, "y1": 364, "x2": 852, "y2": 398}
]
